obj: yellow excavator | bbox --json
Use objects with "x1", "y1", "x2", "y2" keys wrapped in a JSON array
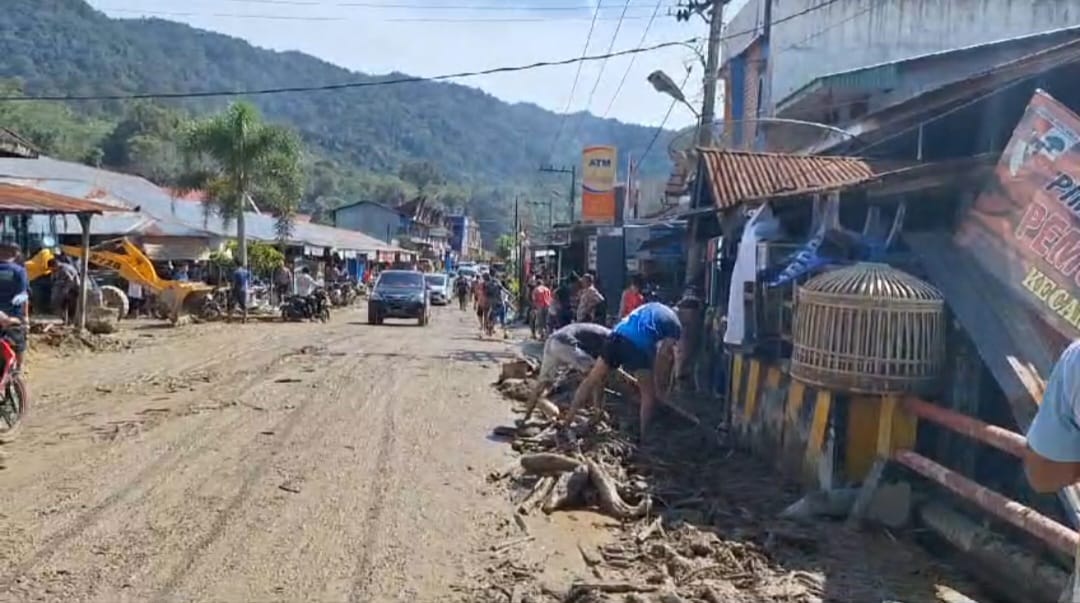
[{"x1": 26, "y1": 238, "x2": 216, "y2": 323}]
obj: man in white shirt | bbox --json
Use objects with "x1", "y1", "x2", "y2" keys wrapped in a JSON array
[{"x1": 295, "y1": 267, "x2": 319, "y2": 297}]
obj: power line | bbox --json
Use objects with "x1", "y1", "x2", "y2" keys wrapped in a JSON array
[
  {"x1": 220, "y1": 0, "x2": 673, "y2": 9},
  {"x1": 101, "y1": 7, "x2": 661, "y2": 22},
  {"x1": 545, "y1": 1, "x2": 605, "y2": 162},
  {"x1": 65, "y1": 0, "x2": 844, "y2": 107},
  {"x1": 601, "y1": 0, "x2": 664, "y2": 118},
  {"x1": 0, "y1": 38, "x2": 699, "y2": 102},
  {"x1": 578, "y1": 0, "x2": 634, "y2": 116}
]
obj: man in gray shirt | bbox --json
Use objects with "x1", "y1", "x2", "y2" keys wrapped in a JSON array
[{"x1": 523, "y1": 322, "x2": 611, "y2": 421}]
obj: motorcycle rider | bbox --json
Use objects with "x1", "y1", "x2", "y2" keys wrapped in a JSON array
[
  {"x1": 0, "y1": 242, "x2": 28, "y2": 372},
  {"x1": 295, "y1": 267, "x2": 322, "y2": 318}
]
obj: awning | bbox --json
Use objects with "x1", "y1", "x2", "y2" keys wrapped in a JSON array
[
  {"x1": 778, "y1": 26, "x2": 1080, "y2": 119},
  {"x1": 0, "y1": 182, "x2": 131, "y2": 215},
  {"x1": 808, "y1": 36, "x2": 1080, "y2": 154},
  {"x1": 697, "y1": 148, "x2": 899, "y2": 209}
]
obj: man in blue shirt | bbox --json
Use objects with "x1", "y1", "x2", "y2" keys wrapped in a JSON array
[
  {"x1": 563, "y1": 302, "x2": 682, "y2": 438},
  {"x1": 1025, "y1": 340, "x2": 1080, "y2": 601},
  {"x1": 229, "y1": 261, "x2": 250, "y2": 323},
  {"x1": 0, "y1": 242, "x2": 29, "y2": 370}
]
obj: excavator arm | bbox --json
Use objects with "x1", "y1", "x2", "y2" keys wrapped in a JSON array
[
  {"x1": 27, "y1": 238, "x2": 212, "y2": 323},
  {"x1": 58, "y1": 239, "x2": 168, "y2": 294}
]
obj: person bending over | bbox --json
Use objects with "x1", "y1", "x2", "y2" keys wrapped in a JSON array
[
  {"x1": 523, "y1": 322, "x2": 611, "y2": 421},
  {"x1": 562, "y1": 302, "x2": 681, "y2": 438}
]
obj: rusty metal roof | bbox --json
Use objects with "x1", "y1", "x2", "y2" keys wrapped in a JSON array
[
  {"x1": 699, "y1": 149, "x2": 885, "y2": 209},
  {"x1": 0, "y1": 182, "x2": 131, "y2": 215}
]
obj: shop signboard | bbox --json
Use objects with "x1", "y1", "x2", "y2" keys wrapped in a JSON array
[
  {"x1": 582, "y1": 145, "x2": 618, "y2": 224},
  {"x1": 956, "y1": 89, "x2": 1080, "y2": 338},
  {"x1": 587, "y1": 235, "x2": 598, "y2": 271}
]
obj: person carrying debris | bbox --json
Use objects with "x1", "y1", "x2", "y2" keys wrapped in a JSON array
[
  {"x1": 562, "y1": 302, "x2": 681, "y2": 439},
  {"x1": 1024, "y1": 341, "x2": 1080, "y2": 602},
  {"x1": 523, "y1": 322, "x2": 611, "y2": 421},
  {"x1": 47, "y1": 257, "x2": 80, "y2": 325}
]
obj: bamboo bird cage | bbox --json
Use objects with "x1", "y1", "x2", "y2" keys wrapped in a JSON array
[{"x1": 791, "y1": 263, "x2": 946, "y2": 395}]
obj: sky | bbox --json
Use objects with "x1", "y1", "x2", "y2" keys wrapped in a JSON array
[{"x1": 83, "y1": 0, "x2": 746, "y2": 132}]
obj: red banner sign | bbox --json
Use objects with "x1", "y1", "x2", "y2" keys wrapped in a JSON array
[{"x1": 956, "y1": 90, "x2": 1080, "y2": 337}]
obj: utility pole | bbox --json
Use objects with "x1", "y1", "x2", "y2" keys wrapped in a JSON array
[
  {"x1": 676, "y1": 0, "x2": 726, "y2": 287},
  {"x1": 539, "y1": 164, "x2": 577, "y2": 224}
]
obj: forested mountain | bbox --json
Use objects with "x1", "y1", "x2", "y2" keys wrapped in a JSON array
[{"x1": 0, "y1": 0, "x2": 676, "y2": 237}]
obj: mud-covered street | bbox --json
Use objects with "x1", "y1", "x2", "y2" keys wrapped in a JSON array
[
  {"x1": 0, "y1": 303, "x2": 990, "y2": 603},
  {"x1": 0, "y1": 305, "x2": 522, "y2": 602}
]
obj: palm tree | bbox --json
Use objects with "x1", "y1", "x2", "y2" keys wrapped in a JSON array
[{"x1": 178, "y1": 102, "x2": 303, "y2": 267}]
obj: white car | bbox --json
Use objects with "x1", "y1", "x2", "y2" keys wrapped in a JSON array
[{"x1": 425, "y1": 273, "x2": 451, "y2": 305}]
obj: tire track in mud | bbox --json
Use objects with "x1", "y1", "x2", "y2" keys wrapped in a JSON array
[
  {"x1": 150, "y1": 349, "x2": 369, "y2": 602},
  {"x1": 348, "y1": 389, "x2": 399, "y2": 603},
  {"x1": 30, "y1": 322, "x2": 337, "y2": 419},
  {"x1": 0, "y1": 331, "x2": 362, "y2": 595},
  {"x1": 172, "y1": 332, "x2": 411, "y2": 603}
]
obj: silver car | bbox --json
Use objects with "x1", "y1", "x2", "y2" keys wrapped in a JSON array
[{"x1": 425, "y1": 273, "x2": 451, "y2": 305}]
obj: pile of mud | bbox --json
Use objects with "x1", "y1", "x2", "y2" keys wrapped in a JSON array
[
  {"x1": 30, "y1": 325, "x2": 136, "y2": 355},
  {"x1": 463, "y1": 359, "x2": 981, "y2": 603}
]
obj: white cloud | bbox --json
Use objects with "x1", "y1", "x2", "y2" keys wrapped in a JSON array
[{"x1": 86, "y1": 0, "x2": 708, "y2": 130}]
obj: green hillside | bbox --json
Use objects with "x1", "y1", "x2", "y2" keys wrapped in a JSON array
[{"x1": 0, "y1": 0, "x2": 676, "y2": 237}]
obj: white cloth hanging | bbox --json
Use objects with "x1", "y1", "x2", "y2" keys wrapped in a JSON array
[{"x1": 724, "y1": 203, "x2": 782, "y2": 346}]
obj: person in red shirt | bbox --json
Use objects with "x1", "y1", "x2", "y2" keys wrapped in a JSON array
[
  {"x1": 619, "y1": 274, "x2": 646, "y2": 319},
  {"x1": 530, "y1": 277, "x2": 553, "y2": 339}
]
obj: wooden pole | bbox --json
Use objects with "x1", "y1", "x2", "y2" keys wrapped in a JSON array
[{"x1": 76, "y1": 213, "x2": 92, "y2": 332}]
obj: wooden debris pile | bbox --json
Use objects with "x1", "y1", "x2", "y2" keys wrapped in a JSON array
[{"x1": 473, "y1": 359, "x2": 835, "y2": 602}]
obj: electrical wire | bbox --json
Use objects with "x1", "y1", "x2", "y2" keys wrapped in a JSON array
[
  {"x1": 601, "y1": 0, "x2": 664, "y2": 118},
  {"x1": 544, "y1": 0, "x2": 605, "y2": 163},
  {"x1": 100, "y1": 7, "x2": 660, "y2": 22},
  {"x1": 576, "y1": 0, "x2": 634, "y2": 120},
  {"x1": 40, "y1": 0, "x2": 846, "y2": 105},
  {"x1": 0, "y1": 38, "x2": 698, "y2": 102},
  {"x1": 220, "y1": 0, "x2": 669, "y2": 9}
]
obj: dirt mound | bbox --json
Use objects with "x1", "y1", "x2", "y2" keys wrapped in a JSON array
[{"x1": 31, "y1": 327, "x2": 135, "y2": 355}]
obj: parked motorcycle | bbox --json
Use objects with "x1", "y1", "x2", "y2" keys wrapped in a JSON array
[
  {"x1": 280, "y1": 288, "x2": 331, "y2": 322},
  {"x1": 326, "y1": 280, "x2": 357, "y2": 307}
]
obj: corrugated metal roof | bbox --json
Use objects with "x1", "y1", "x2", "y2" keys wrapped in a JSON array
[
  {"x1": 0, "y1": 182, "x2": 131, "y2": 214},
  {"x1": 699, "y1": 149, "x2": 882, "y2": 208},
  {"x1": 0, "y1": 156, "x2": 401, "y2": 253}
]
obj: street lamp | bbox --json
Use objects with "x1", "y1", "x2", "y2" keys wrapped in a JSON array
[{"x1": 647, "y1": 70, "x2": 700, "y2": 119}]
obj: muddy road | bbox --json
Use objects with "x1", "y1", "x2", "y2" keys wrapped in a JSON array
[{"x1": 0, "y1": 305, "x2": 520, "y2": 602}]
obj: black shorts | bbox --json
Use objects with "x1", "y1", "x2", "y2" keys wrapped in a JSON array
[
  {"x1": 3, "y1": 326, "x2": 26, "y2": 354},
  {"x1": 600, "y1": 333, "x2": 651, "y2": 373},
  {"x1": 230, "y1": 291, "x2": 247, "y2": 310}
]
